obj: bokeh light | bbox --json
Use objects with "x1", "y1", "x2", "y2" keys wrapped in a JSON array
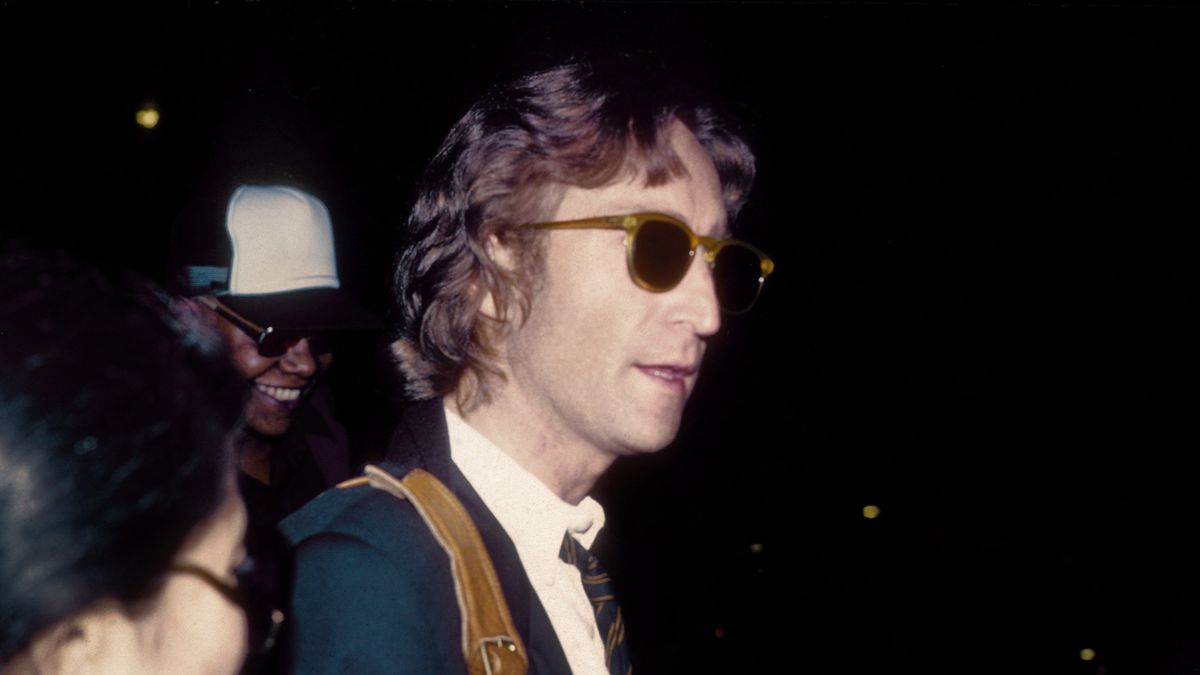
[{"x1": 136, "y1": 106, "x2": 160, "y2": 129}]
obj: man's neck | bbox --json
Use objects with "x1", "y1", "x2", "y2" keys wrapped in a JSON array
[{"x1": 450, "y1": 394, "x2": 613, "y2": 505}]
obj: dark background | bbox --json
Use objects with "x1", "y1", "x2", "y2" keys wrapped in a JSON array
[{"x1": 3, "y1": 2, "x2": 1195, "y2": 673}]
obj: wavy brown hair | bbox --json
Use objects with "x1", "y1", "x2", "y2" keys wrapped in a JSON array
[{"x1": 390, "y1": 56, "x2": 756, "y2": 409}]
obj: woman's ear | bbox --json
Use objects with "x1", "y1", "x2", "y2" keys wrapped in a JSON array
[
  {"x1": 168, "y1": 296, "x2": 213, "y2": 328},
  {"x1": 27, "y1": 602, "x2": 138, "y2": 675},
  {"x1": 167, "y1": 297, "x2": 227, "y2": 354}
]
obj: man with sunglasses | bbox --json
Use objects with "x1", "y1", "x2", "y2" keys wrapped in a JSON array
[
  {"x1": 283, "y1": 56, "x2": 771, "y2": 674},
  {"x1": 174, "y1": 184, "x2": 380, "y2": 528}
]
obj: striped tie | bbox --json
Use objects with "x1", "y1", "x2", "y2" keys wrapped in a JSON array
[{"x1": 559, "y1": 532, "x2": 633, "y2": 675}]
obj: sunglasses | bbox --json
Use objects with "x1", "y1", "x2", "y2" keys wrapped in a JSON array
[
  {"x1": 198, "y1": 298, "x2": 332, "y2": 358},
  {"x1": 171, "y1": 556, "x2": 285, "y2": 656},
  {"x1": 528, "y1": 213, "x2": 774, "y2": 314}
]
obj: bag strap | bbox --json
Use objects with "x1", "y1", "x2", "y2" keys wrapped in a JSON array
[{"x1": 339, "y1": 464, "x2": 529, "y2": 675}]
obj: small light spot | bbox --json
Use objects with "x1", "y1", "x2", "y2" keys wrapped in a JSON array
[
  {"x1": 1080, "y1": 648, "x2": 1096, "y2": 661},
  {"x1": 749, "y1": 543, "x2": 764, "y2": 554},
  {"x1": 863, "y1": 504, "x2": 881, "y2": 519},
  {"x1": 136, "y1": 106, "x2": 160, "y2": 129},
  {"x1": 714, "y1": 627, "x2": 725, "y2": 639}
]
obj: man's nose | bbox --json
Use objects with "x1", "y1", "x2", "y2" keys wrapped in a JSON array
[
  {"x1": 674, "y1": 251, "x2": 721, "y2": 337},
  {"x1": 278, "y1": 337, "x2": 319, "y2": 377}
]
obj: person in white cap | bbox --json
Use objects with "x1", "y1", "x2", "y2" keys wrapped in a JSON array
[{"x1": 174, "y1": 184, "x2": 380, "y2": 528}]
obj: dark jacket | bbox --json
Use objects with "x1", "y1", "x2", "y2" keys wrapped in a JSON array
[{"x1": 279, "y1": 399, "x2": 572, "y2": 674}]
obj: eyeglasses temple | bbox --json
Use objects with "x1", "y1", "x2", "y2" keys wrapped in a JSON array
[
  {"x1": 526, "y1": 219, "x2": 630, "y2": 232},
  {"x1": 170, "y1": 562, "x2": 243, "y2": 607},
  {"x1": 197, "y1": 297, "x2": 271, "y2": 336}
]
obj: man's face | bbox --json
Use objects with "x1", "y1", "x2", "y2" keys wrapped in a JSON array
[
  {"x1": 498, "y1": 120, "x2": 725, "y2": 459},
  {"x1": 209, "y1": 310, "x2": 332, "y2": 437}
]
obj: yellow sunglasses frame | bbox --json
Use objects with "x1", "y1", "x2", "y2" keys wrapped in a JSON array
[{"x1": 527, "y1": 212, "x2": 775, "y2": 313}]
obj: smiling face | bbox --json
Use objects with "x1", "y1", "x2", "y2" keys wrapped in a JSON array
[
  {"x1": 496, "y1": 120, "x2": 725, "y2": 459},
  {"x1": 209, "y1": 308, "x2": 332, "y2": 437}
]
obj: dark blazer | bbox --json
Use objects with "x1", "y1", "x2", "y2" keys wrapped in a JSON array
[{"x1": 280, "y1": 399, "x2": 572, "y2": 674}]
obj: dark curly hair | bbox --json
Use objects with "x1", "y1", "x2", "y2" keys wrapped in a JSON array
[
  {"x1": 0, "y1": 246, "x2": 244, "y2": 665},
  {"x1": 390, "y1": 55, "x2": 756, "y2": 409}
]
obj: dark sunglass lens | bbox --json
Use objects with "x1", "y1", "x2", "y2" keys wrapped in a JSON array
[
  {"x1": 713, "y1": 244, "x2": 764, "y2": 313},
  {"x1": 632, "y1": 219, "x2": 693, "y2": 289},
  {"x1": 260, "y1": 332, "x2": 334, "y2": 358},
  {"x1": 256, "y1": 332, "x2": 294, "y2": 358}
]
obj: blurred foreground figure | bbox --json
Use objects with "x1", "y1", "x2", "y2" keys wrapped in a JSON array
[
  {"x1": 283, "y1": 55, "x2": 773, "y2": 674},
  {"x1": 0, "y1": 248, "x2": 271, "y2": 674}
]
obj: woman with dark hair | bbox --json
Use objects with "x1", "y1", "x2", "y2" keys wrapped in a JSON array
[{"x1": 0, "y1": 248, "x2": 261, "y2": 674}]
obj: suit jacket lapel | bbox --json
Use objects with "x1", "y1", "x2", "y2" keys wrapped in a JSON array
[{"x1": 382, "y1": 399, "x2": 572, "y2": 674}]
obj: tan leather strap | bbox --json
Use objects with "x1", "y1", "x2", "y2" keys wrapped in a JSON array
[{"x1": 342, "y1": 464, "x2": 529, "y2": 675}]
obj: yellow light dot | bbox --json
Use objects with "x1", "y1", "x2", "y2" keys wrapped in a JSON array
[
  {"x1": 863, "y1": 505, "x2": 881, "y2": 519},
  {"x1": 749, "y1": 543, "x2": 764, "y2": 554},
  {"x1": 1080, "y1": 648, "x2": 1096, "y2": 661},
  {"x1": 136, "y1": 107, "x2": 160, "y2": 129}
]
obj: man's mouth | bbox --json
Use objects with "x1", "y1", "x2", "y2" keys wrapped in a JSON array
[
  {"x1": 254, "y1": 383, "x2": 304, "y2": 403},
  {"x1": 636, "y1": 364, "x2": 697, "y2": 394}
]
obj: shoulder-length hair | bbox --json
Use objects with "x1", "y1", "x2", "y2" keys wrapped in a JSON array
[{"x1": 390, "y1": 56, "x2": 756, "y2": 409}]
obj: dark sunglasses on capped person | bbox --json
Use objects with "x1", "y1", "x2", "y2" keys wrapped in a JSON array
[
  {"x1": 171, "y1": 555, "x2": 285, "y2": 657},
  {"x1": 527, "y1": 212, "x2": 774, "y2": 314},
  {"x1": 198, "y1": 297, "x2": 335, "y2": 358}
]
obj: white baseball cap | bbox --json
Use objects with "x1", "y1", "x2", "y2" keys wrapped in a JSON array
[{"x1": 182, "y1": 184, "x2": 379, "y2": 333}]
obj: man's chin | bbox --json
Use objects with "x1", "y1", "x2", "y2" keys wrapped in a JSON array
[
  {"x1": 624, "y1": 398, "x2": 686, "y2": 451},
  {"x1": 618, "y1": 418, "x2": 683, "y2": 456}
]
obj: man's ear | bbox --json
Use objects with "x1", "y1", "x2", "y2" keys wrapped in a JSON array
[
  {"x1": 479, "y1": 234, "x2": 519, "y2": 322},
  {"x1": 485, "y1": 233, "x2": 520, "y2": 270}
]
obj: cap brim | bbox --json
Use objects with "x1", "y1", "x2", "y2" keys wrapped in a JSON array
[{"x1": 222, "y1": 288, "x2": 381, "y2": 334}]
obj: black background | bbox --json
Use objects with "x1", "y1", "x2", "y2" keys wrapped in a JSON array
[{"x1": 3, "y1": 2, "x2": 1196, "y2": 673}]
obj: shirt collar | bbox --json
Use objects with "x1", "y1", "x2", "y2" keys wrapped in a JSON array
[{"x1": 444, "y1": 403, "x2": 606, "y2": 561}]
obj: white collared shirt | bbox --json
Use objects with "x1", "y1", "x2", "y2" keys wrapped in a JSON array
[{"x1": 445, "y1": 403, "x2": 611, "y2": 675}]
